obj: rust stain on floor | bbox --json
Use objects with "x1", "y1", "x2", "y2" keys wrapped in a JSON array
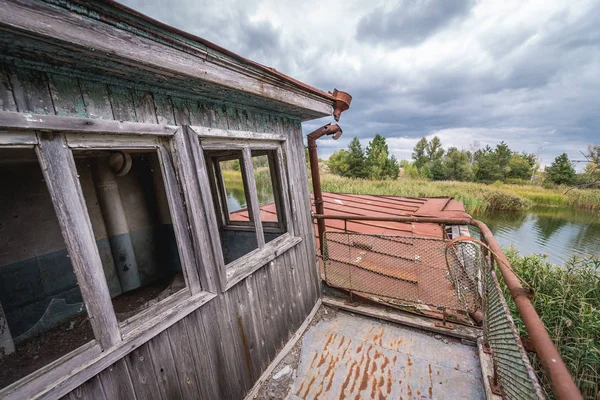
[{"x1": 289, "y1": 311, "x2": 484, "y2": 400}]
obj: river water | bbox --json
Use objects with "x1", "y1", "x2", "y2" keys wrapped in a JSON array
[{"x1": 472, "y1": 206, "x2": 600, "y2": 265}]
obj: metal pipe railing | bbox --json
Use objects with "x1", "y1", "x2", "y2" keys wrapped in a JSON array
[{"x1": 313, "y1": 213, "x2": 582, "y2": 400}]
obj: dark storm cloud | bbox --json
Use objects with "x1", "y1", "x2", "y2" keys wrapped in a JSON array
[
  {"x1": 356, "y1": 0, "x2": 476, "y2": 47},
  {"x1": 119, "y1": 0, "x2": 600, "y2": 165}
]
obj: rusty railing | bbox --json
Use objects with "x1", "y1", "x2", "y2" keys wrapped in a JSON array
[{"x1": 313, "y1": 214, "x2": 582, "y2": 400}]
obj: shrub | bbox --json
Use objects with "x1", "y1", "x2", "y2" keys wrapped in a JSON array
[{"x1": 484, "y1": 190, "x2": 532, "y2": 210}]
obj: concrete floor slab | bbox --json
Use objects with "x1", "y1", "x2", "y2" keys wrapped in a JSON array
[{"x1": 290, "y1": 311, "x2": 484, "y2": 400}]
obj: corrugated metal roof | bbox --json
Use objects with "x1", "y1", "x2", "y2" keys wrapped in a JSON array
[
  {"x1": 314, "y1": 193, "x2": 468, "y2": 239},
  {"x1": 230, "y1": 192, "x2": 468, "y2": 239}
]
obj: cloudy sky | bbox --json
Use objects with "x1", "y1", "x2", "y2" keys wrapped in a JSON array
[{"x1": 121, "y1": 0, "x2": 599, "y2": 167}]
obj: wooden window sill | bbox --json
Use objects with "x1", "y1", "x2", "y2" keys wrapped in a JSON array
[
  {"x1": 0, "y1": 291, "x2": 216, "y2": 400},
  {"x1": 225, "y1": 233, "x2": 302, "y2": 291}
]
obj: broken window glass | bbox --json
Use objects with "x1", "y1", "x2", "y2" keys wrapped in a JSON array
[
  {"x1": 75, "y1": 149, "x2": 184, "y2": 323},
  {"x1": 0, "y1": 148, "x2": 93, "y2": 389}
]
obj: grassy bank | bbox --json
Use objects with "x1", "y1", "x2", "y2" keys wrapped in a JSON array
[
  {"x1": 503, "y1": 250, "x2": 600, "y2": 399},
  {"x1": 319, "y1": 173, "x2": 600, "y2": 213}
]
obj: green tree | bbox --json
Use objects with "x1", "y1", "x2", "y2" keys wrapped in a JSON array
[
  {"x1": 412, "y1": 137, "x2": 429, "y2": 170},
  {"x1": 346, "y1": 137, "x2": 367, "y2": 178},
  {"x1": 444, "y1": 147, "x2": 473, "y2": 181},
  {"x1": 400, "y1": 159, "x2": 420, "y2": 178},
  {"x1": 384, "y1": 155, "x2": 401, "y2": 179},
  {"x1": 326, "y1": 149, "x2": 350, "y2": 176},
  {"x1": 426, "y1": 136, "x2": 444, "y2": 163},
  {"x1": 473, "y1": 146, "x2": 502, "y2": 182},
  {"x1": 359, "y1": 134, "x2": 400, "y2": 180},
  {"x1": 545, "y1": 153, "x2": 575, "y2": 185},
  {"x1": 365, "y1": 134, "x2": 389, "y2": 179},
  {"x1": 506, "y1": 152, "x2": 537, "y2": 181},
  {"x1": 495, "y1": 141, "x2": 512, "y2": 179}
]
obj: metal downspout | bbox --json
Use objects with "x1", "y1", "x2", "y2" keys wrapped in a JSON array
[{"x1": 307, "y1": 124, "x2": 343, "y2": 253}]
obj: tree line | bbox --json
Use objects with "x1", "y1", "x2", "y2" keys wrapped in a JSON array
[
  {"x1": 411, "y1": 137, "x2": 600, "y2": 186},
  {"x1": 410, "y1": 136, "x2": 539, "y2": 183},
  {"x1": 326, "y1": 134, "x2": 599, "y2": 187}
]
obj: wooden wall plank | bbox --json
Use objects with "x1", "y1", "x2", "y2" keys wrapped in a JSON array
[
  {"x1": 187, "y1": 101, "x2": 209, "y2": 127},
  {"x1": 212, "y1": 104, "x2": 228, "y2": 129},
  {"x1": 171, "y1": 97, "x2": 191, "y2": 125},
  {"x1": 284, "y1": 119, "x2": 319, "y2": 314},
  {"x1": 226, "y1": 106, "x2": 242, "y2": 130},
  {"x1": 222, "y1": 289, "x2": 253, "y2": 395},
  {"x1": 98, "y1": 360, "x2": 137, "y2": 400},
  {"x1": 232, "y1": 281, "x2": 262, "y2": 383},
  {"x1": 146, "y1": 331, "x2": 183, "y2": 400},
  {"x1": 124, "y1": 343, "x2": 162, "y2": 399},
  {"x1": 9, "y1": 69, "x2": 54, "y2": 114},
  {"x1": 181, "y1": 312, "x2": 220, "y2": 399},
  {"x1": 79, "y1": 81, "x2": 113, "y2": 120},
  {"x1": 253, "y1": 266, "x2": 277, "y2": 365},
  {"x1": 153, "y1": 93, "x2": 175, "y2": 125},
  {"x1": 198, "y1": 300, "x2": 240, "y2": 399},
  {"x1": 48, "y1": 74, "x2": 85, "y2": 117},
  {"x1": 243, "y1": 275, "x2": 269, "y2": 372},
  {"x1": 0, "y1": 68, "x2": 18, "y2": 112},
  {"x1": 66, "y1": 376, "x2": 106, "y2": 400},
  {"x1": 133, "y1": 90, "x2": 158, "y2": 124},
  {"x1": 107, "y1": 85, "x2": 136, "y2": 122},
  {"x1": 166, "y1": 321, "x2": 203, "y2": 398}
]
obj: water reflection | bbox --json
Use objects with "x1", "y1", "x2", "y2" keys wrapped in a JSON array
[
  {"x1": 472, "y1": 207, "x2": 600, "y2": 265},
  {"x1": 222, "y1": 169, "x2": 275, "y2": 213}
]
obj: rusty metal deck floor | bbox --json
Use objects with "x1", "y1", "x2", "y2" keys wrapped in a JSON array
[{"x1": 288, "y1": 311, "x2": 484, "y2": 400}]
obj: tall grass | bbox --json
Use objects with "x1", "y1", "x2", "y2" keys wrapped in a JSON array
[
  {"x1": 503, "y1": 249, "x2": 600, "y2": 399},
  {"x1": 319, "y1": 172, "x2": 600, "y2": 213},
  {"x1": 319, "y1": 173, "x2": 530, "y2": 213}
]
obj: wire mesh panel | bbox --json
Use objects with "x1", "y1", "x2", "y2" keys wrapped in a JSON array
[
  {"x1": 322, "y1": 229, "x2": 544, "y2": 399},
  {"x1": 483, "y1": 260, "x2": 546, "y2": 399},
  {"x1": 322, "y1": 231, "x2": 479, "y2": 313}
]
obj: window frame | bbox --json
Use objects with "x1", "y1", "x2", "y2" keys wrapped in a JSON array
[
  {"x1": 0, "y1": 126, "x2": 216, "y2": 400},
  {"x1": 191, "y1": 126, "x2": 301, "y2": 290},
  {"x1": 206, "y1": 149, "x2": 286, "y2": 234},
  {"x1": 66, "y1": 133, "x2": 203, "y2": 334}
]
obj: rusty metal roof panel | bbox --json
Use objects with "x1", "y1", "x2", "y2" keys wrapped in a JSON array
[
  {"x1": 231, "y1": 192, "x2": 468, "y2": 238},
  {"x1": 315, "y1": 193, "x2": 468, "y2": 239}
]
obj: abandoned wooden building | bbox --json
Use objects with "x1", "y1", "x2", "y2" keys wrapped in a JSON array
[{"x1": 0, "y1": 1, "x2": 583, "y2": 400}]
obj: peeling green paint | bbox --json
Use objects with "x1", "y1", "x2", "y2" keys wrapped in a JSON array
[{"x1": 1, "y1": 60, "x2": 303, "y2": 139}]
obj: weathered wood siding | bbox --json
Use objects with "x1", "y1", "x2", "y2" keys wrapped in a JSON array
[{"x1": 1, "y1": 65, "x2": 320, "y2": 400}]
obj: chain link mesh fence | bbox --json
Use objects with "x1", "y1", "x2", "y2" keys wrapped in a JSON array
[
  {"x1": 322, "y1": 229, "x2": 545, "y2": 399},
  {"x1": 483, "y1": 258, "x2": 546, "y2": 399},
  {"x1": 323, "y1": 232, "x2": 479, "y2": 314}
]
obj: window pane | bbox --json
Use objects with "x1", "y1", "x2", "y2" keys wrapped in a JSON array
[
  {"x1": 251, "y1": 151, "x2": 286, "y2": 243},
  {"x1": 75, "y1": 149, "x2": 184, "y2": 323},
  {"x1": 220, "y1": 158, "x2": 248, "y2": 217},
  {"x1": 207, "y1": 152, "x2": 259, "y2": 264},
  {"x1": 0, "y1": 149, "x2": 93, "y2": 389}
]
